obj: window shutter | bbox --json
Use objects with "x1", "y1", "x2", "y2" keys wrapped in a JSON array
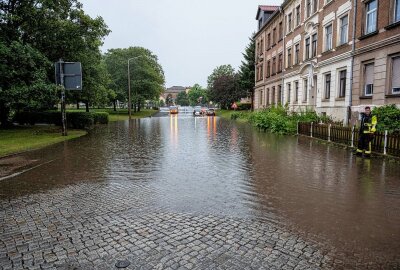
[
  {"x1": 365, "y1": 64, "x2": 374, "y2": 85},
  {"x1": 392, "y1": 57, "x2": 400, "y2": 88}
]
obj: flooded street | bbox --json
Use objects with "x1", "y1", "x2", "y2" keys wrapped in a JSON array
[{"x1": 1, "y1": 115, "x2": 399, "y2": 269}]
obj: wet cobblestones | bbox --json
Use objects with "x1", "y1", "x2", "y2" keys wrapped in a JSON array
[{"x1": 0, "y1": 182, "x2": 337, "y2": 270}]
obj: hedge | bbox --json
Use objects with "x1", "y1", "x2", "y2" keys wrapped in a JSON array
[{"x1": 14, "y1": 111, "x2": 109, "y2": 129}]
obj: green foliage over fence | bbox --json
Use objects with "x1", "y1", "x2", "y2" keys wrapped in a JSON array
[
  {"x1": 14, "y1": 111, "x2": 109, "y2": 129},
  {"x1": 231, "y1": 105, "x2": 332, "y2": 135},
  {"x1": 372, "y1": 104, "x2": 400, "y2": 133}
]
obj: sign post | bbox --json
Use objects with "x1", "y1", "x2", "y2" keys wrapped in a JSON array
[{"x1": 55, "y1": 60, "x2": 82, "y2": 136}]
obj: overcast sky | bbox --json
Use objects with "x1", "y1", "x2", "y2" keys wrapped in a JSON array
[{"x1": 80, "y1": 0, "x2": 282, "y2": 88}]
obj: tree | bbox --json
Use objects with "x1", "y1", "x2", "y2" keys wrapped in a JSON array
[
  {"x1": 209, "y1": 74, "x2": 241, "y2": 109},
  {"x1": 166, "y1": 94, "x2": 173, "y2": 106},
  {"x1": 176, "y1": 91, "x2": 189, "y2": 106},
  {"x1": 207, "y1": 65, "x2": 235, "y2": 90},
  {"x1": 238, "y1": 35, "x2": 256, "y2": 110},
  {"x1": 0, "y1": 0, "x2": 110, "y2": 125},
  {"x1": 188, "y1": 84, "x2": 208, "y2": 106},
  {"x1": 104, "y1": 47, "x2": 165, "y2": 112}
]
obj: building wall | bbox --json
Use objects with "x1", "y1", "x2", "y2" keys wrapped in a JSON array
[{"x1": 351, "y1": 0, "x2": 400, "y2": 122}]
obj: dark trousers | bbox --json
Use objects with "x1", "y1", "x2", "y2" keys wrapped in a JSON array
[{"x1": 357, "y1": 133, "x2": 373, "y2": 154}]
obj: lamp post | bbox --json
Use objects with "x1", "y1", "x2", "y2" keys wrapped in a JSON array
[{"x1": 127, "y1": 56, "x2": 143, "y2": 120}]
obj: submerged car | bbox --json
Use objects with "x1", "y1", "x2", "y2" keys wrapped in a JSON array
[
  {"x1": 193, "y1": 106, "x2": 203, "y2": 116},
  {"x1": 169, "y1": 106, "x2": 178, "y2": 114},
  {"x1": 206, "y1": 109, "x2": 215, "y2": 116}
]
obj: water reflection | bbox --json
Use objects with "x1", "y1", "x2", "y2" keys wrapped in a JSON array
[{"x1": 0, "y1": 116, "x2": 399, "y2": 266}]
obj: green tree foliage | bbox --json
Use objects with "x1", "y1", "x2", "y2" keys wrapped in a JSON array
[
  {"x1": 104, "y1": 47, "x2": 165, "y2": 112},
  {"x1": 188, "y1": 84, "x2": 208, "y2": 106},
  {"x1": 207, "y1": 65, "x2": 248, "y2": 109},
  {"x1": 238, "y1": 35, "x2": 255, "y2": 109},
  {"x1": 207, "y1": 65, "x2": 235, "y2": 90},
  {"x1": 0, "y1": 0, "x2": 110, "y2": 125},
  {"x1": 176, "y1": 91, "x2": 189, "y2": 106},
  {"x1": 372, "y1": 104, "x2": 400, "y2": 133}
]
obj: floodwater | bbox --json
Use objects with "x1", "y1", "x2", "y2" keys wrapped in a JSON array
[{"x1": 1, "y1": 114, "x2": 399, "y2": 267}]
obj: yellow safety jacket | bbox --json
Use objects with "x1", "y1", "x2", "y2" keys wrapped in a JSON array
[{"x1": 360, "y1": 113, "x2": 377, "y2": 134}]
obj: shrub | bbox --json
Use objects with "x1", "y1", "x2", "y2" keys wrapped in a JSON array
[
  {"x1": 66, "y1": 112, "x2": 94, "y2": 129},
  {"x1": 372, "y1": 104, "x2": 400, "y2": 133},
  {"x1": 93, "y1": 112, "x2": 109, "y2": 124},
  {"x1": 237, "y1": 103, "x2": 252, "y2": 111}
]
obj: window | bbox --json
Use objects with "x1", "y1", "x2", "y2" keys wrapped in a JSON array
[
  {"x1": 267, "y1": 33, "x2": 271, "y2": 48},
  {"x1": 266, "y1": 88, "x2": 270, "y2": 105},
  {"x1": 278, "y1": 85, "x2": 282, "y2": 104},
  {"x1": 272, "y1": 28, "x2": 276, "y2": 44},
  {"x1": 272, "y1": 87, "x2": 276, "y2": 105},
  {"x1": 364, "y1": 64, "x2": 374, "y2": 96},
  {"x1": 296, "y1": 5, "x2": 301, "y2": 26},
  {"x1": 279, "y1": 22, "x2": 283, "y2": 40},
  {"x1": 391, "y1": 57, "x2": 400, "y2": 94},
  {"x1": 365, "y1": 0, "x2": 377, "y2": 34},
  {"x1": 395, "y1": 0, "x2": 400, "y2": 23},
  {"x1": 339, "y1": 70, "x2": 346, "y2": 98},
  {"x1": 278, "y1": 54, "x2": 283, "y2": 72},
  {"x1": 307, "y1": 0, "x2": 311, "y2": 17},
  {"x1": 260, "y1": 39, "x2": 264, "y2": 53},
  {"x1": 295, "y1": 81, "x2": 299, "y2": 101},
  {"x1": 324, "y1": 73, "x2": 331, "y2": 99},
  {"x1": 260, "y1": 91, "x2": 263, "y2": 106},
  {"x1": 305, "y1": 37, "x2": 310, "y2": 59},
  {"x1": 267, "y1": 60, "x2": 271, "y2": 77},
  {"x1": 295, "y1": 44, "x2": 300, "y2": 64},
  {"x1": 303, "y1": 79, "x2": 308, "y2": 101},
  {"x1": 339, "y1": 15, "x2": 349, "y2": 45},
  {"x1": 287, "y1": 83, "x2": 291, "y2": 103},
  {"x1": 312, "y1": 34, "x2": 317, "y2": 57},
  {"x1": 287, "y1": 48, "x2": 292, "y2": 67},
  {"x1": 272, "y1": 57, "x2": 276, "y2": 74},
  {"x1": 288, "y1": 13, "x2": 293, "y2": 32},
  {"x1": 325, "y1": 24, "x2": 333, "y2": 51},
  {"x1": 313, "y1": 0, "x2": 318, "y2": 13}
]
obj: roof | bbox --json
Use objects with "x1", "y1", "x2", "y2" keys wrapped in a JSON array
[
  {"x1": 165, "y1": 86, "x2": 186, "y2": 92},
  {"x1": 256, "y1": 5, "x2": 279, "y2": 19}
]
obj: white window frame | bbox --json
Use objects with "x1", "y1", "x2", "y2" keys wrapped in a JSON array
[
  {"x1": 339, "y1": 14, "x2": 349, "y2": 45},
  {"x1": 324, "y1": 24, "x2": 333, "y2": 51},
  {"x1": 324, "y1": 73, "x2": 331, "y2": 99},
  {"x1": 392, "y1": 56, "x2": 400, "y2": 94},
  {"x1": 365, "y1": 0, "x2": 377, "y2": 34},
  {"x1": 338, "y1": 69, "x2": 347, "y2": 98},
  {"x1": 395, "y1": 0, "x2": 400, "y2": 23},
  {"x1": 364, "y1": 63, "x2": 374, "y2": 96}
]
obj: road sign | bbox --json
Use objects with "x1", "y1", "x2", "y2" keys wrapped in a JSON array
[{"x1": 55, "y1": 62, "x2": 82, "y2": 90}]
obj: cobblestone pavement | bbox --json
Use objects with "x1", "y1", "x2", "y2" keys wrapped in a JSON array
[{"x1": 0, "y1": 181, "x2": 342, "y2": 270}]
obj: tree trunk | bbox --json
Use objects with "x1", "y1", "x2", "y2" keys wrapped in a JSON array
[
  {"x1": 85, "y1": 101, "x2": 89, "y2": 112},
  {"x1": 76, "y1": 101, "x2": 80, "y2": 110},
  {"x1": 0, "y1": 102, "x2": 10, "y2": 128},
  {"x1": 133, "y1": 102, "x2": 137, "y2": 113},
  {"x1": 113, "y1": 100, "x2": 117, "y2": 111},
  {"x1": 137, "y1": 100, "x2": 141, "y2": 112}
]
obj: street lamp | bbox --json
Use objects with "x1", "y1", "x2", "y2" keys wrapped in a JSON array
[{"x1": 127, "y1": 55, "x2": 143, "y2": 119}]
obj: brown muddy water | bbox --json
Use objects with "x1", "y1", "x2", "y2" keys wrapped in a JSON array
[{"x1": 0, "y1": 115, "x2": 399, "y2": 267}]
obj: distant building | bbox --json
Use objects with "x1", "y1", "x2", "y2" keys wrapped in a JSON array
[{"x1": 162, "y1": 86, "x2": 187, "y2": 104}]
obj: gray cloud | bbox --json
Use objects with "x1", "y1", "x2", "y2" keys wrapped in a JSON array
[{"x1": 81, "y1": 0, "x2": 282, "y2": 87}]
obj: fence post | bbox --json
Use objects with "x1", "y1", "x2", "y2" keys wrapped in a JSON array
[
  {"x1": 310, "y1": 122, "x2": 313, "y2": 138},
  {"x1": 384, "y1": 130, "x2": 388, "y2": 155},
  {"x1": 351, "y1": 125, "x2": 355, "y2": 148},
  {"x1": 328, "y1": 124, "x2": 331, "y2": 142},
  {"x1": 297, "y1": 121, "x2": 299, "y2": 135}
]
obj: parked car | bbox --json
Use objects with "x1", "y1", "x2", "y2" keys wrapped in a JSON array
[
  {"x1": 169, "y1": 106, "x2": 178, "y2": 114},
  {"x1": 206, "y1": 109, "x2": 215, "y2": 116},
  {"x1": 193, "y1": 106, "x2": 203, "y2": 116}
]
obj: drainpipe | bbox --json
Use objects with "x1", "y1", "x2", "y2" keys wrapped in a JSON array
[
  {"x1": 281, "y1": 6, "x2": 286, "y2": 107},
  {"x1": 348, "y1": 0, "x2": 358, "y2": 126}
]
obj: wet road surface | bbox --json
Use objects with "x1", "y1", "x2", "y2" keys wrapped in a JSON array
[{"x1": 0, "y1": 114, "x2": 399, "y2": 269}]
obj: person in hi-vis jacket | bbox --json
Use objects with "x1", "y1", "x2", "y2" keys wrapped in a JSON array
[{"x1": 356, "y1": 106, "x2": 377, "y2": 157}]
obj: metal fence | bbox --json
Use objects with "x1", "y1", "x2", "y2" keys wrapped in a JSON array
[{"x1": 297, "y1": 122, "x2": 400, "y2": 157}]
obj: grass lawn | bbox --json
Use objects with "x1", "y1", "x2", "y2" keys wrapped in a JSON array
[
  {"x1": 217, "y1": 110, "x2": 251, "y2": 123},
  {"x1": 0, "y1": 126, "x2": 87, "y2": 157},
  {"x1": 66, "y1": 108, "x2": 158, "y2": 122}
]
